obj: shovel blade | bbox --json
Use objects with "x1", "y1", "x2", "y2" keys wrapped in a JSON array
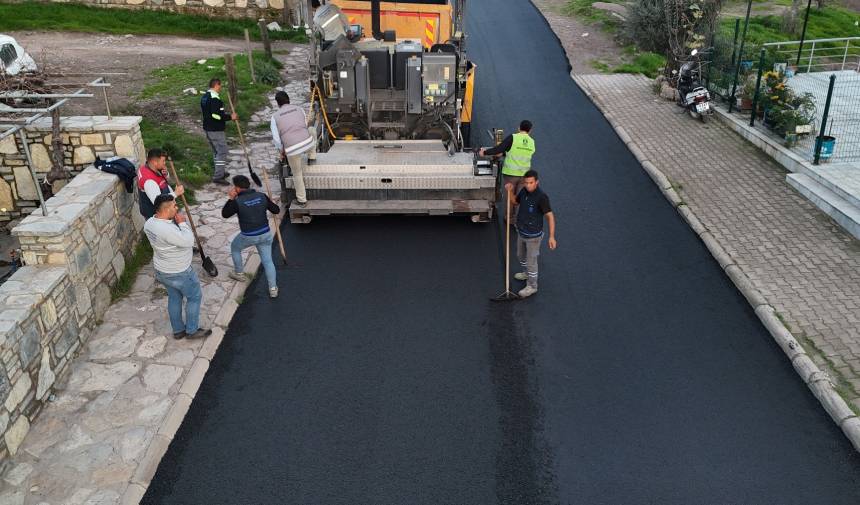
[{"x1": 202, "y1": 256, "x2": 219, "y2": 277}]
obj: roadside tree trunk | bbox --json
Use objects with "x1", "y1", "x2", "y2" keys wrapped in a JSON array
[{"x1": 782, "y1": 0, "x2": 803, "y2": 35}]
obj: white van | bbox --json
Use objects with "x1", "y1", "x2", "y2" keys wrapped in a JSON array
[{"x1": 0, "y1": 35, "x2": 37, "y2": 76}]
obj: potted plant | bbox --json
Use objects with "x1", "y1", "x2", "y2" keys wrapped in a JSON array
[{"x1": 737, "y1": 75, "x2": 759, "y2": 111}]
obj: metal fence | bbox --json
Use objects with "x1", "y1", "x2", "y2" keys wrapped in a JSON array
[
  {"x1": 705, "y1": 26, "x2": 860, "y2": 164},
  {"x1": 764, "y1": 37, "x2": 860, "y2": 74}
]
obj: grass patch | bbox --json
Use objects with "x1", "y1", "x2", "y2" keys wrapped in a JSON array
[
  {"x1": 802, "y1": 336, "x2": 860, "y2": 416},
  {"x1": 563, "y1": 0, "x2": 621, "y2": 31},
  {"x1": 612, "y1": 51, "x2": 666, "y2": 78},
  {"x1": 0, "y1": 1, "x2": 306, "y2": 42},
  {"x1": 111, "y1": 237, "x2": 153, "y2": 301},
  {"x1": 720, "y1": 5, "x2": 860, "y2": 45},
  {"x1": 140, "y1": 51, "x2": 281, "y2": 133},
  {"x1": 590, "y1": 59, "x2": 612, "y2": 72}
]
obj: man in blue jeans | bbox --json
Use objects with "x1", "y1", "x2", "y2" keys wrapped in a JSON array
[
  {"x1": 221, "y1": 175, "x2": 281, "y2": 298},
  {"x1": 144, "y1": 194, "x2": 212, "y2": 340}
]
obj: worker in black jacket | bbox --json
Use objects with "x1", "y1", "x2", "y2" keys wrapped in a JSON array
[
  {"x1": 201, "y1": 78, "x2": 238, "y2": 185},
  {"x1": 222, "y1": 175, "x2": 281, "y2": 298}
]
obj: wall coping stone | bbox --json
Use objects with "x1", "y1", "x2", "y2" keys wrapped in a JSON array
[
  {"x1": 26, "y1": 116, "x2": 142, "y2": 133},
  {"x1": 11, "y1": 167, "x2": 134, "y2": 238}
]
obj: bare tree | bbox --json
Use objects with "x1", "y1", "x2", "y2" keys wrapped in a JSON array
[
  {"x1": 664, "y1": 0, "x2": 722, "y2": 77},
  {"x1": 782, "y1": 0, "x2": 804, "y2": 35}
]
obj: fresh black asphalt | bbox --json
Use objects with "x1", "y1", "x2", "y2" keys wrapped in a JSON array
[{"x1": 143, "y1": 0, "x2": 860, "y2": 502}]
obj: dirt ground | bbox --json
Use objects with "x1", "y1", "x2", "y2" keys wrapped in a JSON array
[
  {"x1": 6, "y1": 31, "x2": 295, "y2": 116},
  {"x1": 531, "y1": 0, "x2": 626, "y2": 73}
]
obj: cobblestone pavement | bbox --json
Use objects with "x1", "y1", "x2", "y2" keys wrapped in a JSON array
[
  {"x1": 573, "y1": 73, "x2": 860, "y2": 404},
  {"x1": 0, "y1": 45, "x2": 310, "y2": 504}
]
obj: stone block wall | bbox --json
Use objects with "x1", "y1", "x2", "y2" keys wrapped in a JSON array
[
  {"x1": 0, "y1": 267, "x2": 76, "y2": 460},
  {"x1": 0, "y1": 116, "x2": 145, "y2": 223},
  {"x1": 45, "y1": 0, "x2": 291, "y2": 20},
  {"x1": 0, "y1": 166, "x2": 144, "y2": 461},
  {"x1": 12, "y1": 168, "x2": 145, "y2": 329}
]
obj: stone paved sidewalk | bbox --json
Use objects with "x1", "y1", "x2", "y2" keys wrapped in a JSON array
[{"x1": 0, "y1": 45, "x2": 310, "y2": 504}]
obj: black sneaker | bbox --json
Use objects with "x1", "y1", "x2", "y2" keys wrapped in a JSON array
[
  {"x1": 293, "y1": 200, "x2": 308, "y2": 208},
  {"x1": 172, "y1": 331, "x2": 186, "y2": 340},
  {"x1": 212, "y1": 178, "x2": 230, "y2": 186},
  {"x1": 185, "y1": 328, "x2": 213, "y2": 339}
]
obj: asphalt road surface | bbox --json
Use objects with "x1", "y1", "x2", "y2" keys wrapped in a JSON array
[{"x1": 143, "y1": 0, "x2": 860, "y2": 503}]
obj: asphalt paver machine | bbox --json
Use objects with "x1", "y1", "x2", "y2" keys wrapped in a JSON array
[{"x1": 283, "y1": 0, "x2": 497, "y2": 223}]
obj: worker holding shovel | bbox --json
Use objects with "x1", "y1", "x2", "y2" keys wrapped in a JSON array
[
  {"x1": 222, "y1": 175, "x2": 282, "y2": 299},
  {"x1": 144, "y1": 194, "x2": 212, "y2": 340}
]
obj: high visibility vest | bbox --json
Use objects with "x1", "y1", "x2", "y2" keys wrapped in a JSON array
[{"x1": 502, "y1": 132, "x2": 535, "y2": 176}]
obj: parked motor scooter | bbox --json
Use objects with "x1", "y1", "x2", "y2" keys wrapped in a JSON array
[{"x1": 675, "y1": 49, "x2": 712, "y2": 123}]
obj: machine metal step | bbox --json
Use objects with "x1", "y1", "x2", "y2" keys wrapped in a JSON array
[{"x1": 287, "y1": 199, "x2": 494, "y2": 224}]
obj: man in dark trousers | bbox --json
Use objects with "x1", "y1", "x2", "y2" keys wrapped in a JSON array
[
  {"x1": 137, "y1": 148, "x2": 183, "y2": 220},
  {"x1": 505, "y1": 169, "x2": 557, "y2": 298},
  {"x1": 201, "y1": 78, "x2": 238, "y2": 185},
  {"x1": 222, "y1": 175, "x2": 282, "y2": 298},
  {"x1": 479, "y1": 120, "x2": 535, "y2": 225}
]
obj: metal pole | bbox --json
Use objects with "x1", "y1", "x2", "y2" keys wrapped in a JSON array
[
  {"x1": 729, "y1": 19, "x2": 741, "y2": 75},
  {"x1": 750, "y1": 49, "x2": 766, "y2": 126},
  {"x1": 807, "y1": 40, "x2": 815, "y2": 72},
  {"x1": 796, "y1": 0, "x2": 813, "y2": 67},
  {"x1": 729, "y1": 0, "x2": 754, "y2": 113},
  {"x1": 813, "y1": 74, "x2": 836, "y2": 165},
  {"x1": 842, "y1": 39, "x2": 849, "y2": 71},
  {"x1": 17, "y1": 130, "x2": 48, "y2": 216}
]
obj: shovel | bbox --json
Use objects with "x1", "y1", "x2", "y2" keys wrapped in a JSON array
[
  {"x1": 491, "y1": 193, "x2": 520, "y2": 302},
  {"x1": 225, "y1": 92, "x2": 263, "y2": 187},
  {"x1": 167, "y1": 158, "x2": 219, "y2": 277}
]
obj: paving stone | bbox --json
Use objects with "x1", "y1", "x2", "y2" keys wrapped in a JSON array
[
  {"x1": 66, "y1": 362, "x2": 140, "y2": 393},
  {"x1": 142, "y1": 364, "x2": 183, "y2": 395},
  {"x1": 136, "y1": 336, "x2": 166, "y2": 359},
  {"x1": 3, "y1": 462, "x2": 33, "y2": 487},
  {"x1": 88, "y1": 327, "x2": 144, "y2": 360}
]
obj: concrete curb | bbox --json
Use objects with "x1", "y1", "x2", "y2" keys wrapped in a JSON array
[
  {"x1": 570, "y1": 73, "x2": 860, "y2": 453},
  {"x1": 120, "y1": 250, "x2": 264, "y2": 503}
]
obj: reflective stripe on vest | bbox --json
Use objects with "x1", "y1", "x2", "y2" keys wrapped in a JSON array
[{"x1": 502, "y1": 133, "x2": 535, "y2": 176}]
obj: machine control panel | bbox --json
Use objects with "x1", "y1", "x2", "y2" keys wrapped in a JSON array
[{"x1": 421, "y1": 53, "x2": 456, "y2": 104}]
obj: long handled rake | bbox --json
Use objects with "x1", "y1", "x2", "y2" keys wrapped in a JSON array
[{"x1": 491, "y1": 193, "x2": 520, "y2": 302}]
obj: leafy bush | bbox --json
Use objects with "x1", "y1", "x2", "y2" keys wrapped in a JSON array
[
  {"x1": 254, "y1": 60, "x2": 283, "y2": 86},
  {"x1": 624, "y1": 0, "x2": 670, "y2": 54}
]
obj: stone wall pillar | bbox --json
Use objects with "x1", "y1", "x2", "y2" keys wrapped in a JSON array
[{"x1": 0, "y1": 116, "x2": 145, "y2": 224}]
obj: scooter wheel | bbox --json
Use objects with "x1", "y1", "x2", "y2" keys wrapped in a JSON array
[
  {"x1": 699, "y1": 112, "x2": 709, "y2": 123},
  {"x1": 689, "y1": 109, "x2": 699, "y2": 120}
]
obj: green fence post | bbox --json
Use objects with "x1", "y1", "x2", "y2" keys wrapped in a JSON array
[
  {"x1": 729, "y1": 0, "x2": 754, "y2": 113},
  {"x1": 814, "y1": 74, "x2": 837, "y2": 165},
  {"x1": 750, "y1": 49, "x2": 766, "y2": 126}
]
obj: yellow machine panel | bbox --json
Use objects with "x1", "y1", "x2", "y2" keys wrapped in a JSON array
[{"x1": 331, "y1": 0, "x2": 453, "y2": 48}]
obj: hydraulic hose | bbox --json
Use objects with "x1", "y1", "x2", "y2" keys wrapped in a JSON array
[{"x1": 310, "y1": 82, "x2": 338, "y2": 140}]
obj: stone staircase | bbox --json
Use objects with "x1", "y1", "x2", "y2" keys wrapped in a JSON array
[{"x1": 787, "y1": 163, "x2": 860, "y2": 240}]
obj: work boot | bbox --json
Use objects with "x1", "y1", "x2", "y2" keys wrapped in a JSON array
[
  {"x1": 185, "y1": 328, "x2": 212, "y2": 339},
  {"x1": 172, "y1": 331, "x2": 186, "y2": 340},
  {"x1": 518, "y1": 285, "x2": 537, "y2": 298},
  {"x1": 269, "y1": 286, "x2": 279, "y2": 299},
  {"x1": 293, "y1": 200, "x2": 308, "y2": 208},
  {"x1": 212, "y1": 177, "x2": 230, "y2": 186},
  {"x1": 514, "y1": 272, "x2": 528, "y2": 281},
  {"x1": 229, "y1": 270, "x2": 246, "y2": 282}
]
